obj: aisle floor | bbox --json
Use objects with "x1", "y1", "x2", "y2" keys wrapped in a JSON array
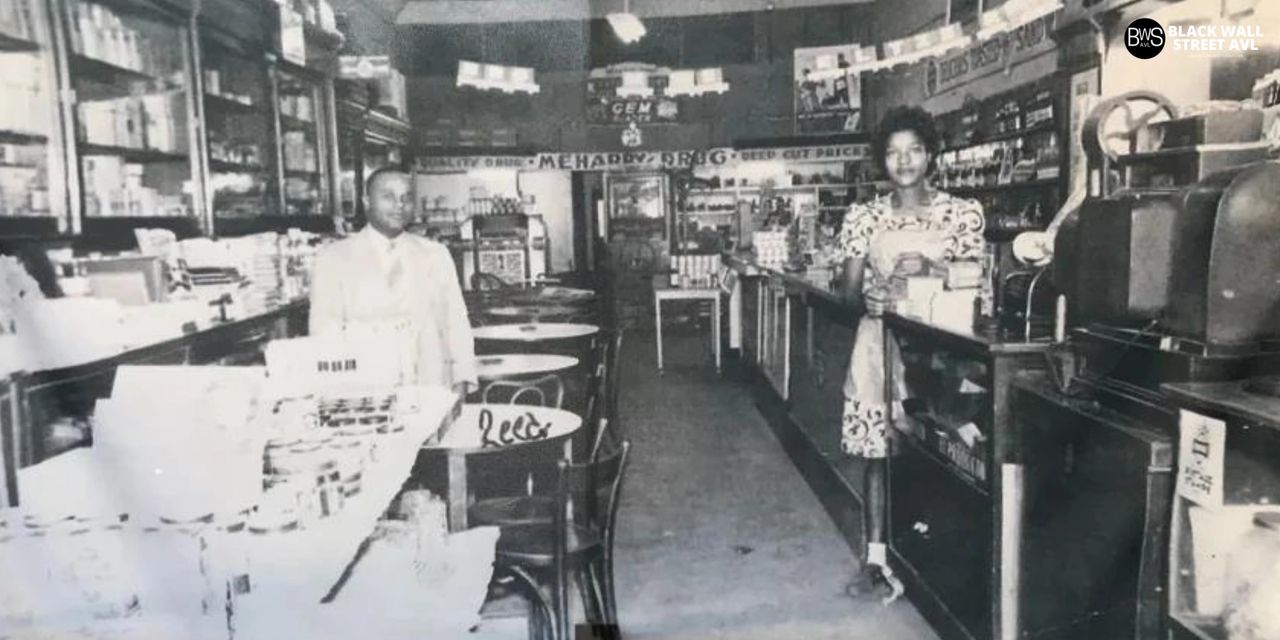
[{"x1": 611, "y1": 330, "x2": 939, "y2": 640}]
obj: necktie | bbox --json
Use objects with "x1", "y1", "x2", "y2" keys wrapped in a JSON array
[{"x1": 387, "y1": 242, "x2": 405, "y2": 292}]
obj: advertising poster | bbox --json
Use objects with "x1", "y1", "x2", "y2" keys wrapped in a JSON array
[{"x1": 794, "y1": 44, "x2": 863, "y2": 134}]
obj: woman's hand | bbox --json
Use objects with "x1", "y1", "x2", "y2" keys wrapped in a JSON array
[{"x1": 865, "y1": 285, "x2": 891, "y2": 318}]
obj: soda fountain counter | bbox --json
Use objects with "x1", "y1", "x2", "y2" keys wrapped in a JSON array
[{"x1": 723, "y1": 251, "x2": 1072, "y2": 640}]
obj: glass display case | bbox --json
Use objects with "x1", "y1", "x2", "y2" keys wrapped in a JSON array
[
  {"x1": 65, "y1": 0, "x2": 199, "y2": 224},
  {"x1": 1164, "y1": 382, "x2": 1280, "y2": 640},
  {"x1": 274, "y1": 65, "x2": 330, "y2": 218},
  {"x1": 0, "y1": 0, "x2": 66, "y2": 234},
  {"x1": 198, "y1": 31, "x2": 277, "y2": 222},
  {"x1": 336, "y1": 86, "x2": 410, "y2": 228},
  {"x1": 604, "y1": 172, "x2": 669, "y2": 242}
]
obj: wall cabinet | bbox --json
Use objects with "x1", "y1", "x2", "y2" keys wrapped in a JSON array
[{"x1": 0, "y1": 0, "x2": 344, "y2": 240}]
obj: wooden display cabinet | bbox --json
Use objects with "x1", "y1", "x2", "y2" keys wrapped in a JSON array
[
  {"x1": 0, "y1": 0, "x2": 68, "y2": 236},
  {"x1": 1162, "y1": 382, "x2": 1280, "y2": 640},
  {"x1": 883, "y1": 312, "x2": 1050, "y2": 640},
  {"x1": 64, "y1": 0, "x2": 202, "y2": 233}
]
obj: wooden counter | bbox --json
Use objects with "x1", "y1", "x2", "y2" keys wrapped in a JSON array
[{"x1": 13, "y1": 300, "x2": 310, "y2": 467}]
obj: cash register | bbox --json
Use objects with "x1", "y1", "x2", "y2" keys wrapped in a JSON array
[{"x1": 1007, "y1": 90, "x2": 1280, "y2": 640}]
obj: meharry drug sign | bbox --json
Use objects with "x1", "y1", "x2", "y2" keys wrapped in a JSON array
[
  {"x1": 415, "y1": 144, "x2": 868, "y2": 172},
  {"x1": 535, "y1": 149, "x2": 733, "y2": 171}
]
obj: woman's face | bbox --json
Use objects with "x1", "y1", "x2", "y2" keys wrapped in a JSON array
[{"x1": 883, "y1": 129, "x2": 931, "y2": 189}]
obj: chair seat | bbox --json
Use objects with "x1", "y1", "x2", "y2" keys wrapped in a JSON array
[
  {"x1": 471, "y1": 495, "x2": 557, "y2": 527},
  {"x1": 495, "y1": 523, "x2": 603, "y2": 567}
]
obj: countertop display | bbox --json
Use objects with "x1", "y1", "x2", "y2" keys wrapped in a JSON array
[{"x1": 5, "y1": 367, "x2": 482, "y2": 638}]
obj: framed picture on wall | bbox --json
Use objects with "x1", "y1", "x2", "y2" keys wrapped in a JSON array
[{"x1": 794, "y1": 44, "x2": 864, "y2": 135}]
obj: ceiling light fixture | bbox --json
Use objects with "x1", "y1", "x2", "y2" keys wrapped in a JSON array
[{"x1": 607, "y1": 0, "x2": 646, "y2": 44}]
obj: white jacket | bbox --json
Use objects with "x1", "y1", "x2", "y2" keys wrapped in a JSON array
[{"x1": 308, "y1": 227, "x2": 477, "y2": 388}]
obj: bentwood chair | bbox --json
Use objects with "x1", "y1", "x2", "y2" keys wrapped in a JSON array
[
  {"x1": 469, "y1": 330, "x2": 618, "y2": 528},
  {"x1": 494, "y1": 441, "x2": 631, "y2": 640},
  {"x1": 482, "y1": 373, "x2": 567, "y2": 409}
]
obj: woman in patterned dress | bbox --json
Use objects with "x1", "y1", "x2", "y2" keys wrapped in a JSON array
[{"x1": 838, "y1": 106, "x2": 985, "y2": 603}]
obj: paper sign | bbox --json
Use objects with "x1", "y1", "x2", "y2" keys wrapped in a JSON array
[{"x1": 1177, "y1": 409, "x2": 1227, "y2": 508}]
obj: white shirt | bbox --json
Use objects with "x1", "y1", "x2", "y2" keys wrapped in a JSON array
[{"x1": 309, "y1": 226, "x2": 477, "y2": 388}]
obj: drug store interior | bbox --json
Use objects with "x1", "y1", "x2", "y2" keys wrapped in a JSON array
[{"x1": 2, "y1": 0, "x2": 1280, "y2": 638}]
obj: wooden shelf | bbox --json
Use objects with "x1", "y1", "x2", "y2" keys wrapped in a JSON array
[
  {"x1": 0, "y1": 162, "x2": 39, "y2": 169},
  {"x1": 209, "y1": 159, "x2": 264, "y2": 173},
  {"x1": 283, "y1": 169, "x2": 318, "y2": 179},
  {"x1": 276, "y1": 57, "x2": 325, "y2": 81},
  {"x1": 0, "y1": 129, "x2": 48, "y2": 145},
  {"x1": 942, "y1": 121, "x2": 1056, "y2": 153},
  {"x1": 0, "y1": 29, "x2": 39, "y2": 52},
  {"x1": 280, "y1": 114, "x2": 316, "y2": 131},
  {"x1": 303, "y1": 22, "x2": 344, "y2": 50},
  {"x1": 204, "y1": 93, "x2": 262, "y2": 115},
  {"x1": 0, "y1": 215, "x2": 60, "y2": 238},
  {"x1": 79, "y1": 143, "x2": 188, "y2": 163},
  {"x1": 946, "y1": 177, "x2": 1060, "y2": 195},
  {"x1": 71, "y1": 54, "x2": 156, "y2": 85}
]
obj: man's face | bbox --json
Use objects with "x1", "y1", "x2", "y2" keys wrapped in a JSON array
[{"x1": 366, "y1": 172, "x2": 412, "y2": 237}]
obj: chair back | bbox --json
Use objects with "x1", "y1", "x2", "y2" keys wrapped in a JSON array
[
  {"x1": 606, "y1": 329, "x2": 624, "y2": 431},
  {"x1": 0, "y1": 376, "x2": 21, "y2": 507},
  {"x1": 481, "y1": 373, "x2": 565, "y2": 409},
  {"x1": 551, "y1": 440, "x2": 631, "y2": 634},
  {"x1": 472, "y1": 272, "x2": 513, "y2": 292}
]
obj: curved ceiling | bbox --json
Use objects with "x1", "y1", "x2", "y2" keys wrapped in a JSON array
[{"x1": 397, "y1": 0, "x2": 874, "y2": 24}]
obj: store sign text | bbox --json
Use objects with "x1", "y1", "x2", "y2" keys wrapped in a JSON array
[
  {"x1": 417, "y1": 143, "x2": 869, "y2": 173},
  {"x1": 535, "y1": 149, "x2": 732, "y2": 171},
  {"x1": 417, "y1": 156, "x2": 531, "y2": 170},
  {"x1": 927, "y1": 13, "x2": 1056, "y2": 96},
  {"x1": 737, "y1": 144, "x2": 867, "y2": 163},
  {"x1": 587, "y1": 97, "x2": 681, "y2": 125}
]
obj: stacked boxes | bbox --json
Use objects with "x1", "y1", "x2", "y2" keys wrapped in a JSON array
[
  {"x1": 79, "y1": 91, "x2": 189, "y2": 154},
  {"x1": 752, "y1": 231, "x2": 789, "y2": 270},
  {"x1": 0, "y1": 54, "x2": 49, "y2": 137},
  {"x1": 0, "y1": 0, "x2": 35, "y2": 41},
  {"x1": 69, "y1": 1, "x2": 151, "y2": 74}
]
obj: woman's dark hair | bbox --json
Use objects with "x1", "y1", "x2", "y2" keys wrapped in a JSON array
[{"x1": 872, "y1": 105, "x2": 941, "y2": 176}]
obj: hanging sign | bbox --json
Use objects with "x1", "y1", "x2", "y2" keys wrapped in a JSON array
[
  {"x1": 587, "y1": 97, "x2": 681, "y2": 125},
  {"x1": 736, "y1": 143, "x2": 869, "y2": 163},
  {"x1": 534, "y1": 148, "x2": 735, "y2": 171},
  {"x1": 415, "y1": 143, "x2": 870, "y2": 173},
  {"x1": 417, "y1": 155, "x2": 533, "y2": 171},
  {"x1": 339, "y1": 55, "x2": 393, "y2": 79},
  {"x1": 925, "y1": 12, "x2": 1057, "y2": 97}
]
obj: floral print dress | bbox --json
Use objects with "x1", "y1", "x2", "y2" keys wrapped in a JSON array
[{"x1": 838, "y1": 191, "x2": 985, "y2": 458}]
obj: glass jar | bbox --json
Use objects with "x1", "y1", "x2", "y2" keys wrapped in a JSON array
[{"x1": 1224, "y1": 511, "x2": 1280, "y2": 640}]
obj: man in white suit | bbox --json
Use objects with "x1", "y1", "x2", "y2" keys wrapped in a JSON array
[{"x1": 309, "y1": 167, "x2": 477, "y2": 393}]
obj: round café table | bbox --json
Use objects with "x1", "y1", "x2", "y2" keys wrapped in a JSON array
[
  {"x1": 423, "y1": 404, "x2": 583, "y2": 531},
  {"x1": 511, "y1": 286, "x2": 596, "y2": 304},
  {"x1": 476, "y1": 354, "x2": 579, "y2": 381},
  {"x1": 472, "y1": 322, "x2": 600, "y2": 343},
  {"x1": 483, "y1": 305, "x2": 584, "y2": 323}
]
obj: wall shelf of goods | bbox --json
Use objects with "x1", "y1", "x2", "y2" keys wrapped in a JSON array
[
  {"x1": 0, "y1": 0, "x2": 345, "y2": 240},
  {"x1": 678, "y1": 154, "x2": 877, "y2": 257},
  {"x1": 336, "y1": 79, "x2": 412, "y2": 226},
  {"x1": 933, "y1": 76, "x2": 1067, "y2": 239}
]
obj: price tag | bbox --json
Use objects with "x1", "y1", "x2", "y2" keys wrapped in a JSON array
[{"x1": 1177, "y1": 409, "x2": 1226, "y2": 508}]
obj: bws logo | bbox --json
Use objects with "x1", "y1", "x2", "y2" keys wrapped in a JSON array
[{"x1": 1126, "y1": 18, "x2": 1165, "y2": 59}]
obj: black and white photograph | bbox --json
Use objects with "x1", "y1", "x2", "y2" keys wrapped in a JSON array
[{"x1": 3, "y1": 0, "x2": 1280, "y2": 638}]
